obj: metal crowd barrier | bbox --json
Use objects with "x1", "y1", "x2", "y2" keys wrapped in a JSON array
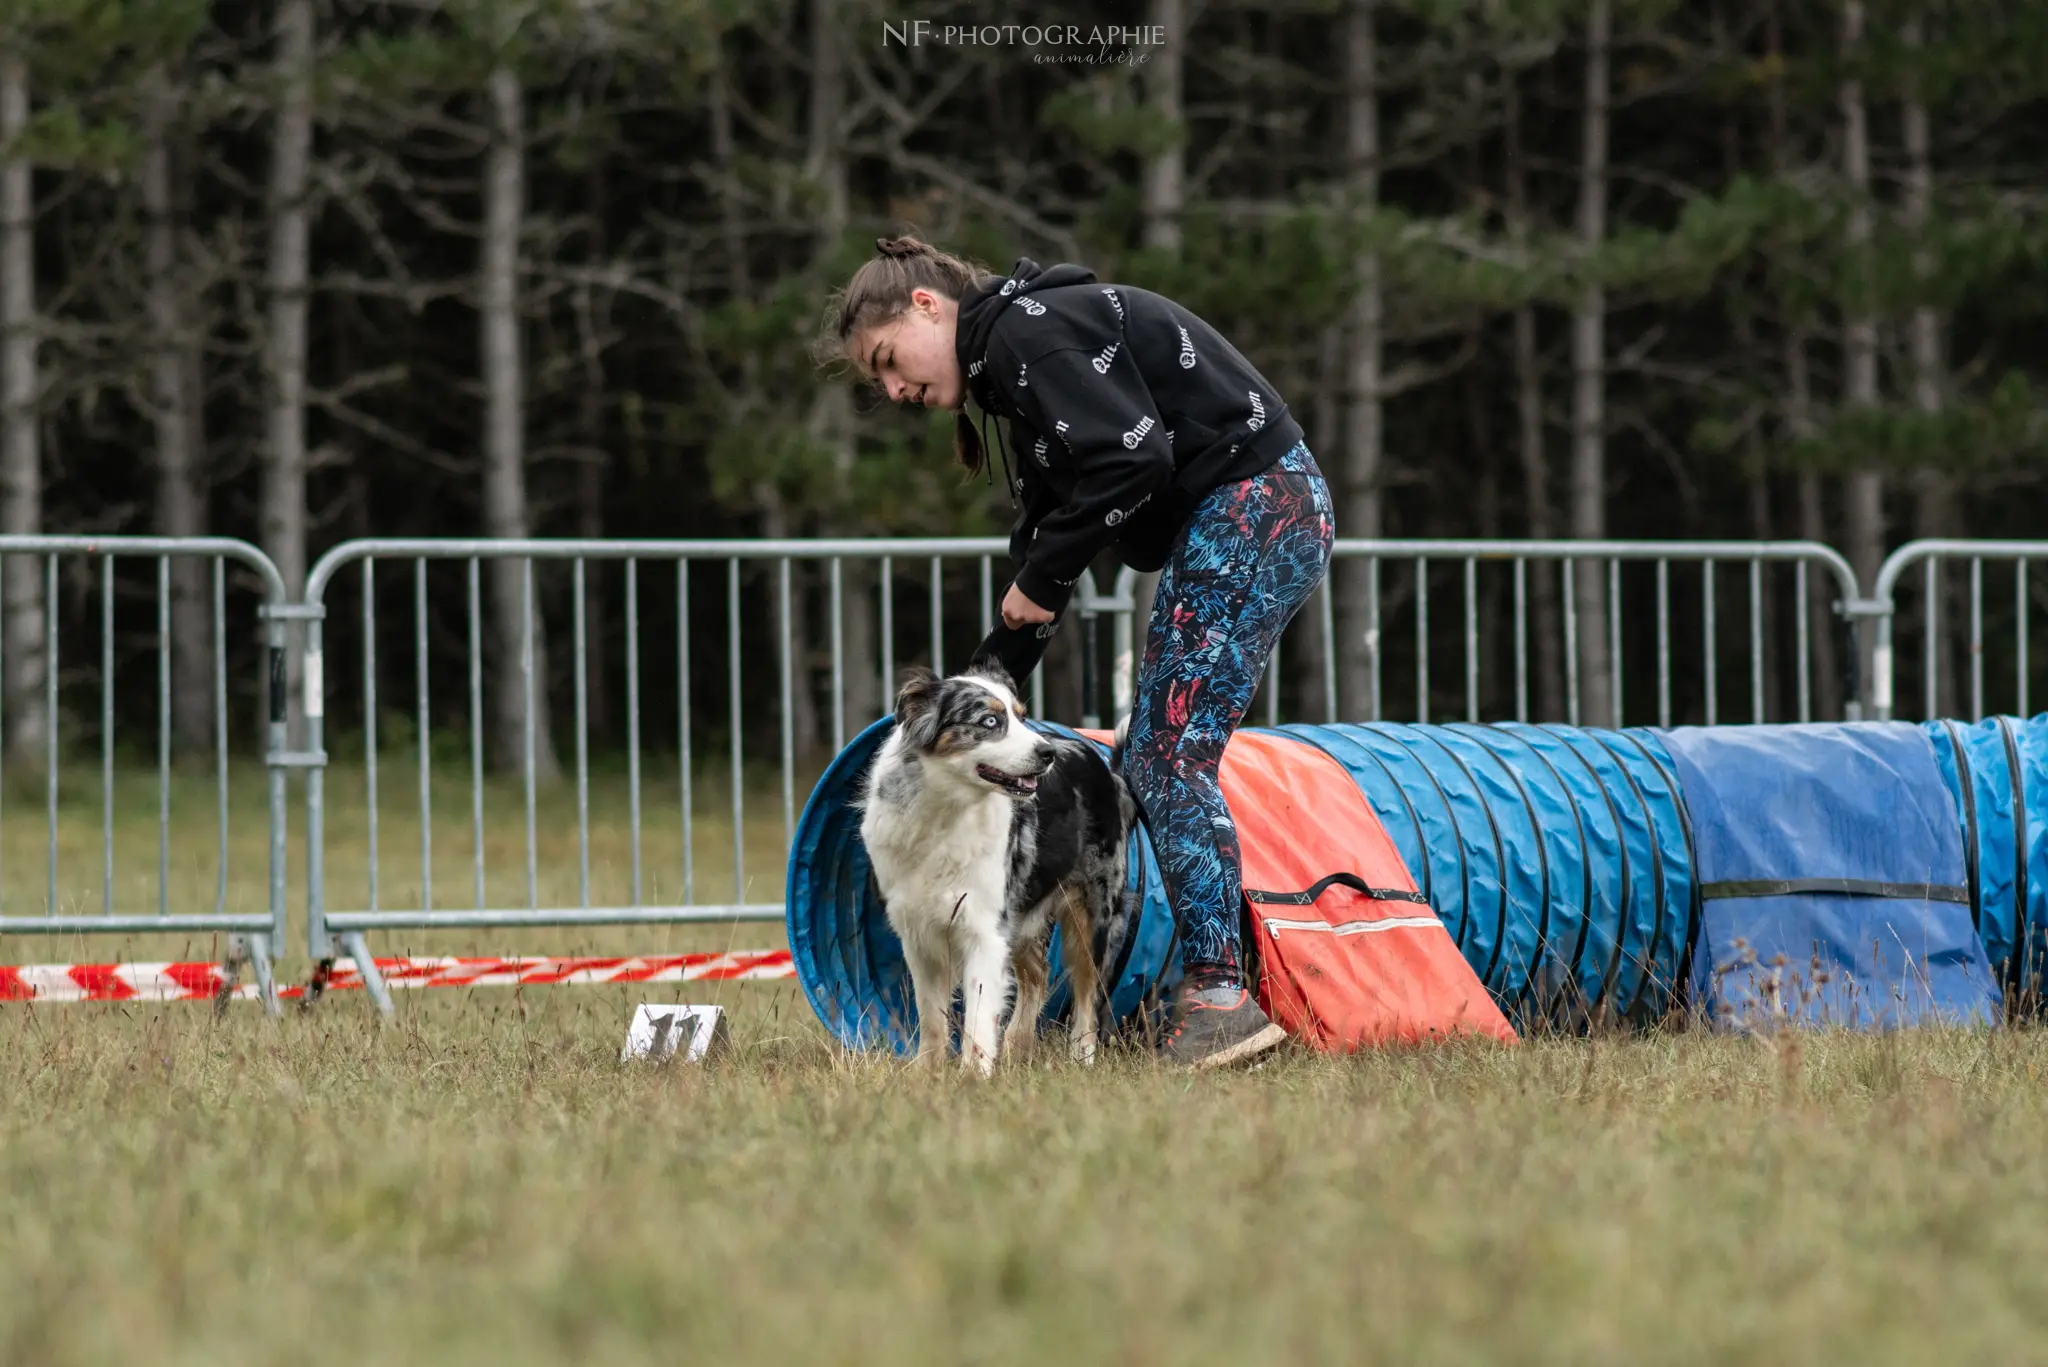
[
  {"x1": 13, "y1": 532, "x2": 2034, "y2": 1019},
  {"x1": 1289, "y1": 540, "x2": 1865, "y2": 728},
  {"x1": 295, "y1": 538, "x2": 1141, "y2": 1014},
  {"x1": 0, "y1": 536, "x2": 294, "y2": 1013},
  {"x1": 1869, "y1": 540, "x2": 2048, "y2": 723}
]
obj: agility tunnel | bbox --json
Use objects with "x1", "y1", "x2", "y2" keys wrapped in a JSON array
[{"x1": 787, "y1": 714, "x2": 2048, "y2": 1050}]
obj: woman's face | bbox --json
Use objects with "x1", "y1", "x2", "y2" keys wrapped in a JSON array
[{"x1": 852, "y1": 288, "x2": 964, "y2": 411}]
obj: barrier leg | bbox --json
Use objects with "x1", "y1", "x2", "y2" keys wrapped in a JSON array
[
  {"x1": 344, "y1": 931, "x2": 395, "y2": 1017},
  {"x1": 248, "y1": 934, "x2": 279, "y2": 1018}
]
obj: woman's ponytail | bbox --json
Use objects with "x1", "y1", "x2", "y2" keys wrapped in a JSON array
[{"x1": 954, "y1": 410, "x2": 987, "y2": 478}]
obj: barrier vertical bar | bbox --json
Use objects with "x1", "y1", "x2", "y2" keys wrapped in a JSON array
[
  {"x1": 213, "y1": 560, "x2": 227, "y2": 917},
  {"x1": 1703, "y1": 561, "x2": 1718, "y2": 726},
  {"x1": 930, "y1": 556, "x2": 943, "y2": 673},
  {"x1": 829, "y1": 556, "x2": 845, "y2": 754},
  {"x1": 1464, "y1": 557, "x2": 1479, "y2": 723},
  {"x1": 1749, "y1": 556, "x2": 1765, "y2": 722},
  {"x1": 1264, "y1": 649, "x2": 1280, "y2": 728},
  {"x1": 101, "y1": 555, "x2": 113, "y2": 916},
  {"x1": 1656, "y1": 559, "x2": 1672, "y2": 729},
  {"x1": 1416, "y1": 557, "x2": 1430, "y2": 725},
  {"x1": 626, "y1": 559, "x2": 642, "y2": 907},
  {"x1": 1970, "y1": 556, "x2": 1984, "y2": 721},
  {"x1": 364, "y1": 558, "x2": 378, "y2": 912},
  {"x1": 157, "y1": 557, "x2": 169, "y2": 918},
  {"x1": 573, "y1": 557, "x2": 590, "y2": 909},
  {"x1": 305, "y1": 570, "x2": 328, "y2": 960},
  {"x1": 1608, "y1": 558, "x2": 1622, "y2": 729},
  {"x1": 415, "y1": 559, "x2": 431, "y2": 913},
  {"x1": 1795, "y1": 560, "x2": 1811, "y2": 723},
  {"x1": 1367, "y1": 557, "x2": 1382, "y2": 721},
  {"x1": 522, "y1": 558, "x2": 537, "y2": 911},
  {"x1": 728, "y1": 556, "x2": 744, "y2": 904},
  {"x1": 1513, "y1": 559, "x2": 1528, "y2": 723},
  {"x1": 2019, "y1": 560, "x2": 2030, "y2": 719},
  {"x1": 468, "y1": 558, "x2": 485, "y2": 910},
  {"x1": 1563, "y1": 559, "x2": 1580, "y2": 729},
  {"x1": 1922, "y1": 558, "x2": 1937, "y2": 718},
  {"x1": 678, "y1": 559, "x2": 693, "y2": 904},
  {"x1": 778, "y1": 557, "x2": 794, "y2": 855},
  {"x1": 979, "y1": 556, "x2": 993, "y2": 640},
  {"x1": 879, "y1": 555, "x2": 895, "y2": 712},
  {"x1": 1320, "y1": 581, "x2": 1338, "y2": 724},
  {"x1": 46, "y1": 554, "x2": 57, "y2": 915}
]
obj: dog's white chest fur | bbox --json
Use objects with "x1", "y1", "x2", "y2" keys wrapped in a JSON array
[{"x1": 862, "y1": 773, "x2": 1014, "y2": 950}]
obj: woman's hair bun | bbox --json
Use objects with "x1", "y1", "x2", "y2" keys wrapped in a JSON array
[{"x1": 875, "y1": 235, "x2": 931, "y2": 260}]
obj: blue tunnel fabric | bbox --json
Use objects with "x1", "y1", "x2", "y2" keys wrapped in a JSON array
[
  {"x1": 785, "y1": 716, "x2": 1182, "y2": 1053},
  {"x1": 1274, "y1": 723, "x2": 1694, "y2": 1023},
  {"x1": 1662, "y1": 723, "x2": 1998, "y2": 1030},
  {"x1": 1923, "y1": 715, "x2": 2048, "y2": 1002}
]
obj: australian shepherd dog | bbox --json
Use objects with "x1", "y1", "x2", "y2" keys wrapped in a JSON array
[{"x1": 857, "y1": 663, "x2": 1137, "y2": 1074}]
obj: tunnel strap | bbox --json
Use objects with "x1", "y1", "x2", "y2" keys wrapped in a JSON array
[
  {"x1": 1245, "y1": 872, "x2": 1431, "y2": 908},
  {"x1": 1700, "y1": 877, "x2": 1968, "y2": 905}
]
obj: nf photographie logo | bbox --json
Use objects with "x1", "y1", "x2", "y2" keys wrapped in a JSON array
[{"x1": 882, "y1": 22, "x2": 1165, "y2": 65}]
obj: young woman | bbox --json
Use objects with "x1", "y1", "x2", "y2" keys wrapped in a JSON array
[{"x1": 822, "y1": 234, "x2": 1334, "y2": 1069}]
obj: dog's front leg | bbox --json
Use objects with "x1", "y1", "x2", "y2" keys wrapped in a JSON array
[
  {"x1": 959, "y1": 935, "x2": 1013, "y2": 1078},
  {"x1": 903, "y1": 935, "x2": 957, "y2": 1066}
]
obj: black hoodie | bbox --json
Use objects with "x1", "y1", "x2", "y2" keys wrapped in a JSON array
[{"x1": 958, "y1": 257, "x2": 1306, "y2": 682}]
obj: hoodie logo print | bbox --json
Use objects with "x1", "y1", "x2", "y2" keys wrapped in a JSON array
[
  {"x1": 1102, "y1": 287, "x2": 1124, "y2": 319},
  {"x1": 1105, "y1": 492, "x2": 1153, "y2": 527},
  {"x1": 1033, "y1": 436, "x2": 1049, "y2": 466},
  {"x1": 1247, "y1": 391, "x2": 1266, "y2": 432},
  {"x1": 968, "y1": 358, "x2": 985, "y2": 378},
  {"x1": 1178, "y1": 326, "x2": 1198, "y2": 370},
  {"x1": 1090, "y1": 341, "x2": 1120, "y2": 375},
  {"x1": 1016, "y1": 362, "x2": 1028, "y2": 388},
  {"x1": 1015, "y1": 297, "x2": 1045, "y2": 316},
  {"x1": 1121, "y1": 415, "x2": 1155, "y2": 450},
  {"x1": 1054, "y1": 419, "x2": 1072, "y2": 450},
  {"x1": 999, "y1": 279, "x2": 1017, "y2": 296}
]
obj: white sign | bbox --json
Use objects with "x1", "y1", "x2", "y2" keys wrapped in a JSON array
[{"x1": 619, "y1": 1004, "x2": 730, "y2": 1064}]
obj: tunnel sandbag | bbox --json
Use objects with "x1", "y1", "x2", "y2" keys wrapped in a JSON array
[
  {"x1": 1923, "y1": 714, "x2": 2048, "y2": 1002},
  {"x1": 1662, "y1": 723, "x2": 1998, "y2": 1030},
  {"x1": 1221, "y1": 729, "x2": 1515, "y2": 1048},
  {"x1": 786, "y1": 717, "x2": 1181, "y2": 1053},
  {"x1": 1276, "y1": 723, "x2": 1694, "y2": 1024}
]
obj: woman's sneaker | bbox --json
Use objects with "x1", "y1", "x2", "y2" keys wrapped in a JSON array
[{"x1": 1160, "y1": 986, "x2": 1289, "y2": 1068}]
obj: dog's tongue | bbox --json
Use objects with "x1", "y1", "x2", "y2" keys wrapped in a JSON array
[{"x1": 978, "y1": 764, "x2": 1039, "y2": 794}]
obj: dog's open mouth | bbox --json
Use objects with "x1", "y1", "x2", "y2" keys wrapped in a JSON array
[{"x1": 976, "y1": 764, "x2": 1042, "y2": 796}]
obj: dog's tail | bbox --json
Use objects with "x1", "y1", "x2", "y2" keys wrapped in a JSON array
[{"x1": 1110, "y1": 709, "x2": 1132, "y2": 773}]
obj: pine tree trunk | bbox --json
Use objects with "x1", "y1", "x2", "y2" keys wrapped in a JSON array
[
  {"x1": 1333, "y1": 0, "x2": 1381, "y2": 719},
  {"x1": 1840, "y1": 0, "x2": 1883, "y2": 713},
  {"x1": 1789, "y1": 339, "x2": 1843, "y2": 721},
  {"x1": 1903, "y1": 13, "x2": 1957, "y2": 716},
  {"x1": 1505, "y1": 72, "x2": 1563, "y2": 722},
  {"x1": 575, "y1": 162, "x2": 610, "y2": 744},
  {"x1": 0, "y1": 54, "x2": 44, "y2": 766},
  {"x1": 262, "y1": 0, "x2": 312, "y2": 742},
  {"x1": 143, "y1": 67, "x2": 212, "y2": 754},
  {"x1": 482, "y1": 62, "x2": 558, "y2": 779},
  {"x1": 1570, "y1": 0, "x2": 1614, "y2": 727},
  {"x1": 806, "y1": 0, "x2": 875, "y2": 750}
]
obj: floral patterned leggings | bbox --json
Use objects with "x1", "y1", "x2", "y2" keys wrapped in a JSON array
[{"x1": 1120, "y1": 441, "x2": 1335, "y2": 986}]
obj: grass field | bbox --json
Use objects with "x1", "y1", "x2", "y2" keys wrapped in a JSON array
[{"x1": 8, "y1": 767, "x2": 2048, "y2": 1363}]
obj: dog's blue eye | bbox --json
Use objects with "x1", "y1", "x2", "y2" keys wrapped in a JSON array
[{"x1": 981, "y1": 715, "x2": 999, "y2": 728}]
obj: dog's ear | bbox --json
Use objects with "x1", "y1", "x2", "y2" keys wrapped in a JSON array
[{"x1": 892, "y1": 667, "x2": 943, "y2": 750}]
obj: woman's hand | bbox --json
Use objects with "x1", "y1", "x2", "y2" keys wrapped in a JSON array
[{"x1": 1001, "y1": 583, "x2": 1056, "y2": 629}]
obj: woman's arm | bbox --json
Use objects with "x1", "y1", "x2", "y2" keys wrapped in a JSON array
[{"x1": 1006, "y1": 343, "x2": 1175, "y2": 616}]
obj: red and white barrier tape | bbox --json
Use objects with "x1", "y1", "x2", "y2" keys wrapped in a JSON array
[{"x1": 0, "y1": 950, "x2": 794, "y2": 1004}]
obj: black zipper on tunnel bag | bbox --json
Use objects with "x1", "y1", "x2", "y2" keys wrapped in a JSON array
[
  {"x1": 1699, "y1": 878, "x2": 1969, "y2": 904},
  {"x1": 1244, "y1": 873, "x2": 1431, "y2": 908}
]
